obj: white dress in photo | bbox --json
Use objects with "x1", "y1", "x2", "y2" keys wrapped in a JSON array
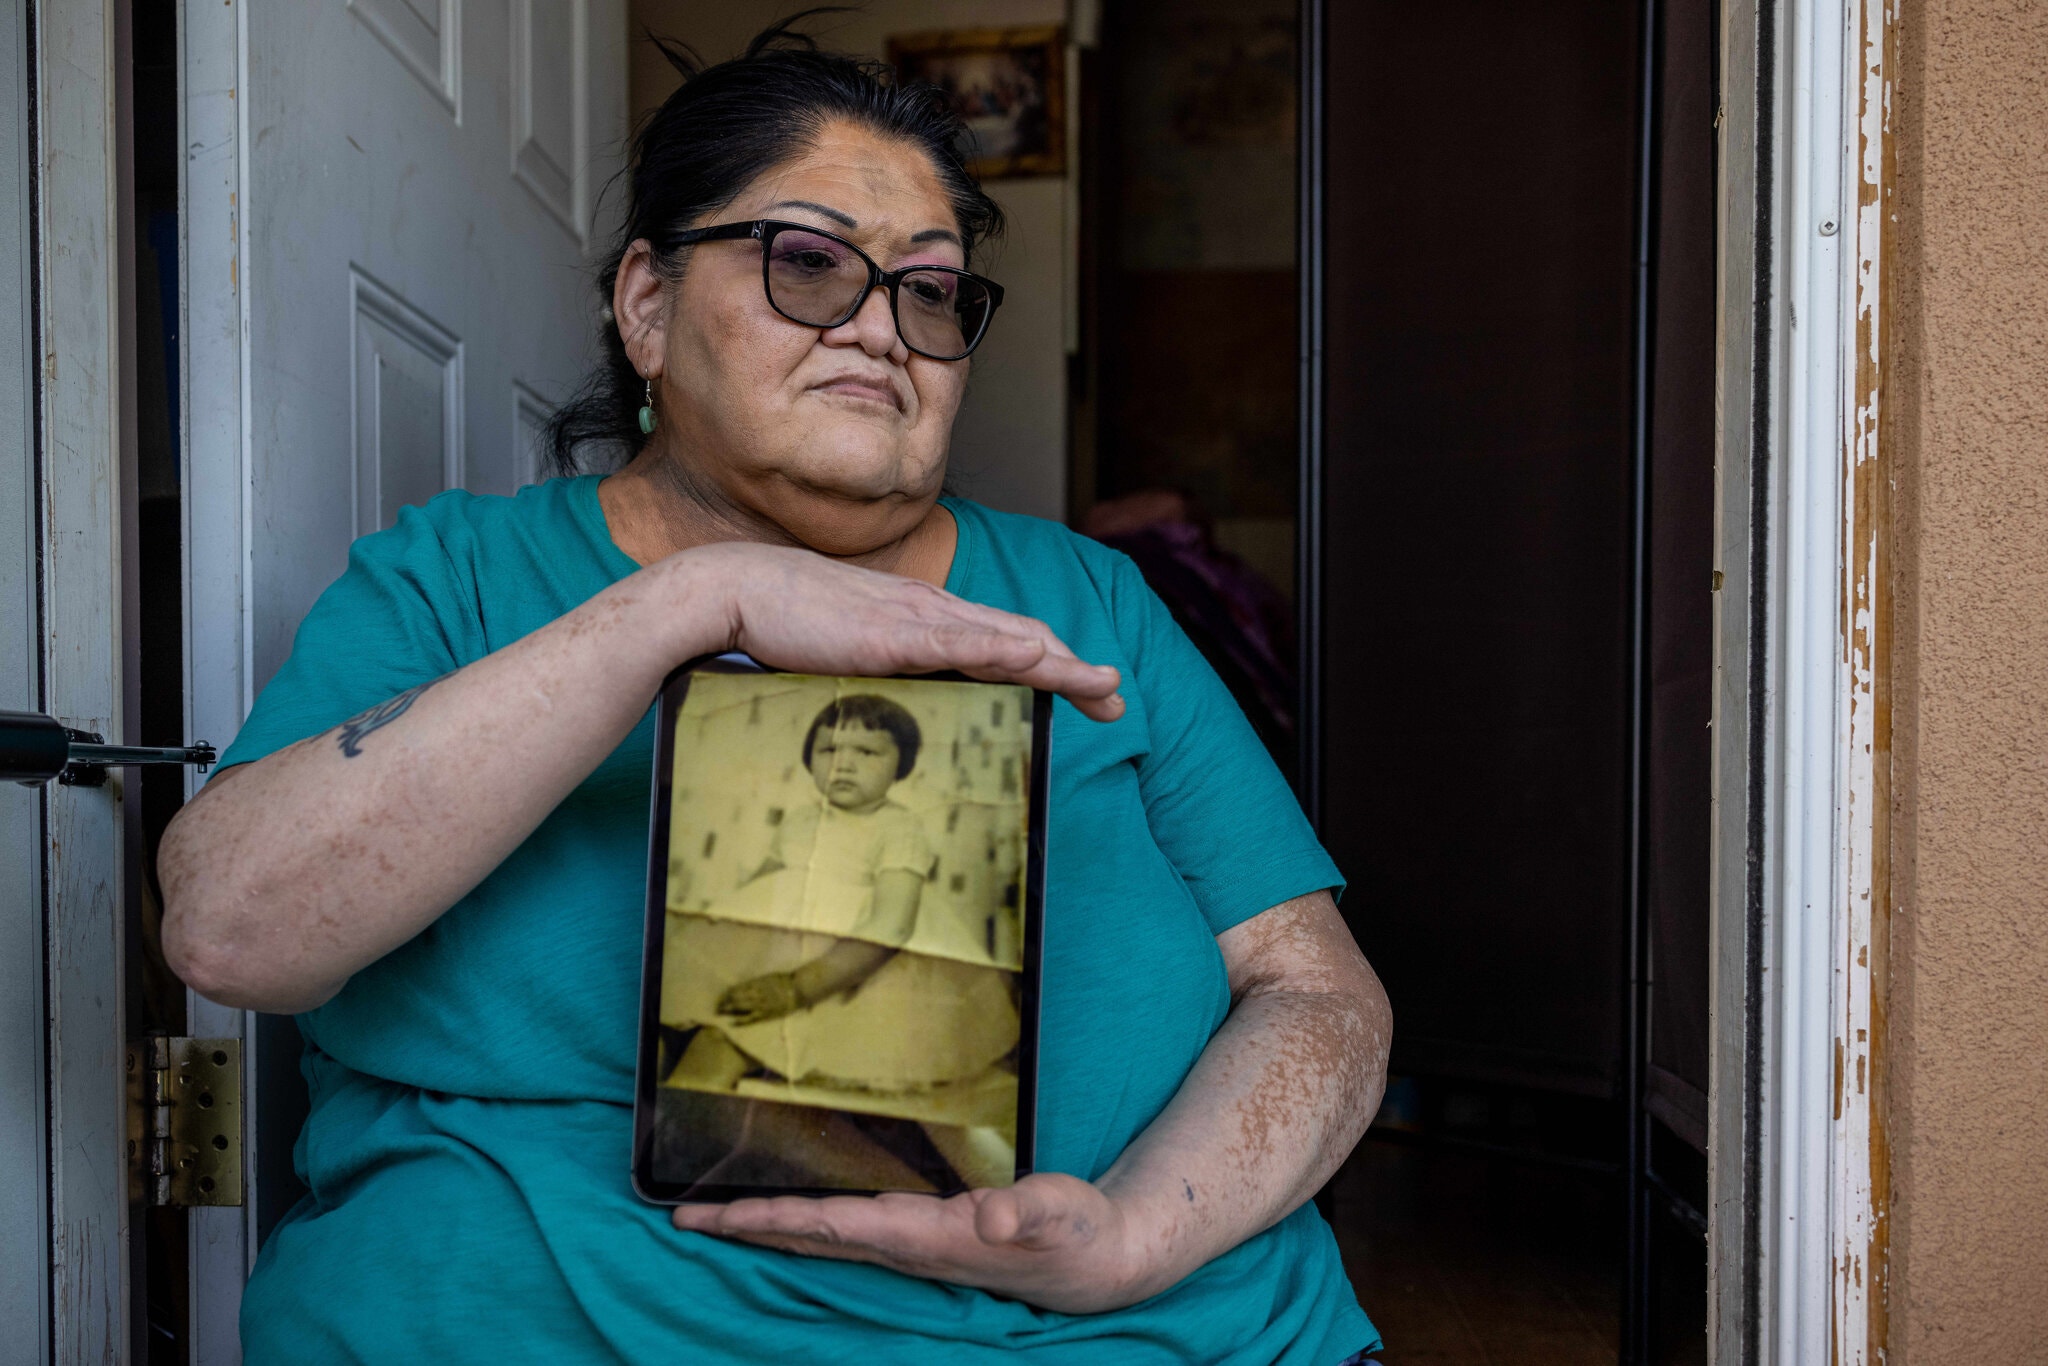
[{"x1": 661, "y1": 799, "x2": 1019, "y2": 1090}]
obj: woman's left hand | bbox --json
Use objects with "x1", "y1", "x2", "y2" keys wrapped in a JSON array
[
  {"x1": 672, "y1": 893, "x2": 1390, "y2": 1316},
  {"x1": 669, "y1": 1173, "x2": 1158, "y2": 1314}
]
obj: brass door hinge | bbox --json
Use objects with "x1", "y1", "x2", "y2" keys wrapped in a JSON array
[{"x1": 126, "y1": 1035, "x2": 243, "y2": 1207}]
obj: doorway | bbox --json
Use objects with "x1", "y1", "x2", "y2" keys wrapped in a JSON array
[
  {"x1": 15, "y1": 0, "x2": 1900, "y2": 1354},
  {"x1": 129, "y1": 1, "x2": 195, "y2": 1355},
  {"x1": 107, "y1": 0, "x2": 631, "y2": 1353},
  {"x1": 1075, "y1": 1, "x2": 1718, "y2": 1359}
]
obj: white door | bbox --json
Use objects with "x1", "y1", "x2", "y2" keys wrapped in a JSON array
[
  {"x1": 181, "y1": 0, "x2": 626, "y2": 1353},
  {"x1": 4, "y1": 1, "x2": 56, "y2": 1358}
]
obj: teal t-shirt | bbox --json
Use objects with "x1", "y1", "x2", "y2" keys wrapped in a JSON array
[{"x1": 219, "y1": 475, "x2": 1379, "y2": 1364}]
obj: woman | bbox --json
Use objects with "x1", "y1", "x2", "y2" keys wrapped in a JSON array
[{"x1": 160, "y1": 23, "x2": 1391, "y2": 1365}]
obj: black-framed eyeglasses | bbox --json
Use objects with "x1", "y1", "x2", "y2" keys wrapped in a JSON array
[{"x1": 662, "y1": 219, "x2": 1005, "y2": 362}]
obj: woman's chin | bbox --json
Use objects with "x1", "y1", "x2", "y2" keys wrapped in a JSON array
[
  {"x1": 759, "y1": 465, "x2": 941, "y2": 554},
  {"x1": 776, "y1": 446, "x2": 941, "y2": 506}
]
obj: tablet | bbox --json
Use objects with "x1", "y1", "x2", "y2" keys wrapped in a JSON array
[{"x1": 632, "y1": 654, "x2": 1049, "y2": 1204}]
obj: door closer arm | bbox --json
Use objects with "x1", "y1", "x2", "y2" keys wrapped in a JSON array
[{"x1": 2, "y1": 709, "x2": 217, "y2": 786}]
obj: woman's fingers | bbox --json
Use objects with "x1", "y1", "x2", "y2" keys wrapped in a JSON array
[
  {"x1": 913, "y1": 621, "x2": 1125, "y2": 719},
  {"x1": 674, "y1": 1193, "x2": 931, "y2": 1262},
  {"x1": 710, "y1": 545, "x2": 1125, "y2": 719},
  {"x1": 908, "y1": 601, "x2": 1120, "y2": 704}
]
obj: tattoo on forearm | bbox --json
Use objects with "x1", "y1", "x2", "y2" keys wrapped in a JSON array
[{"x1": 336, "y1": 677, "x2": 443, "y2": 758}]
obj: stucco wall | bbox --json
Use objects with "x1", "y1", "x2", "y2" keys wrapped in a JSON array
[
  {"x1": 625, "y1": 3, "x2": 1072, "y2": 522},
  {"x1": 1889, "y1": 0, "x2": 2048, "y2": 1355}
]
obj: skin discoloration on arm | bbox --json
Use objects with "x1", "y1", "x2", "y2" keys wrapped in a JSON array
[
  {"x1": 1082, "y1": 890, "x2": 1391, "y2": 1300},
  {"x1": 674, "y1": 889, "x2": 1391, "y2": 1314},
  {"x1": 1137, "y1": 894, "x2": 1384, "y2": 1172}
]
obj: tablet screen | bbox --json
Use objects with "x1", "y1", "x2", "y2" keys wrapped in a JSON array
[{"x1": 632, "y1": 656, "x2": 1048, "y2": 1203}]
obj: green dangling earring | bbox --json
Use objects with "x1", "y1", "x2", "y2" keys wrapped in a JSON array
[{"x1": 637, "y1": 378, "x2": 658, "y2": 435}]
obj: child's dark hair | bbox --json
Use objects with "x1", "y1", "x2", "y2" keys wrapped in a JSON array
[
  {"x1": 803, "y1": 695, "x2": 922, "y2": 780},
  {"x1": 543, "y1": 11, "x2": 1003, "y2": 476}
]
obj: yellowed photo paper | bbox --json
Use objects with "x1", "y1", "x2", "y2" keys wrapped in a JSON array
[{"x1": 641, "y1": 668, "x2": 1041, "y2": 1198}]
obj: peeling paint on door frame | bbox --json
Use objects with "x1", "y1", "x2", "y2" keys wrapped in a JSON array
[
  {"x1": 1746, "y1": 0, "x2": 1895, "y2": 1359},
  {"x1": 1830, "y1": 0, "x2": 1894, "y2": 1359}
]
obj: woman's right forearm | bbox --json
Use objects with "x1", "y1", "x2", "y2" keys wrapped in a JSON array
[
  {"x1": 160, "y1": 538, "x2": 1126, "y2": 1014},
  {"x1": 158, "y1": 552, "x2": 733, "y2": 1013}
]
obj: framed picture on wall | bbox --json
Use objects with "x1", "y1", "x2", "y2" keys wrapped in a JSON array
[{"x1": 888, "y1": 26, "x2": 1066, "y2": 179}]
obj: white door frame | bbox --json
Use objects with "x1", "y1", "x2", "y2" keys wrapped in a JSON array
[
  {"x1": 179, "y1": 0, "x2": 260, "y2": 1351},
  {"x1": 21, "y1": 0, "x2": 131, "y2": 1358},
  {"x1": 1711, "y1": 0, "x2": 1892, "y2": 1360}
]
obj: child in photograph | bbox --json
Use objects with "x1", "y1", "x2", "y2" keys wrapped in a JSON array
[{"x1": 661, "y1": 695, "x2": 1019, "y2": 1123}]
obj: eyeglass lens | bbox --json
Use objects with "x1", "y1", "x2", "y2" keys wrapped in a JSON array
[{"x1": 765, "y1": 227, "x2": 993, "y2": 360}]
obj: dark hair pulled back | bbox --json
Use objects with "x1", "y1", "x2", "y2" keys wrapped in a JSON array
[{"x1": 543, "y1": 12, "x2": 1004, "y2": 476}]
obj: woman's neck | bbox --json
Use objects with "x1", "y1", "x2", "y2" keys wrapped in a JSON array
[{"x1": 597, "y1": 448, "x2": 957, "y2": 588}]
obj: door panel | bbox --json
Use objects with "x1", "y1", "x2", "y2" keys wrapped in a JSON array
[
  {"x1": 237, "y1": 0, "x2": 625, "y2": 686},
  {"x1": 349, "y1": 0, "x2": 461, "y2": 111},
  {"x1": 511, "y1": 0, "x2": 590, "y2": 237},
  {"x1": 350, "y1": 268, "x2": 464, "y2": 536},
  {"x1": 182, "y1": 0, "x2": 628, "y2": 1344}
]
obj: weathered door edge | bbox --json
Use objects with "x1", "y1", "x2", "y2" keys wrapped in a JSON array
[
  {"x1": 0, "y1": 0, "x2": 52, "y2": 1355},
  {"x1": 1745, "y1": 0, "x2": 1894, "y2": 1359},
  {"x1": 1834, "y1": 0, "x2": 1893, "y2": 1356},
  {"x1": 34, "y1": 0, "x2": 131, "y2": 1355},
  {"x1": 1708, "y1": 0, "x2": 1770, "y2": 1355},
  {"x1": 179, "y1": 0, "x2": 259, "y2": 1353}
]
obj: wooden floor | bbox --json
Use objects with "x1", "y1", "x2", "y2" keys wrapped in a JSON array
[{"x1": 1328, "y1": 1139, "x2": 1624, "y2": 1366}]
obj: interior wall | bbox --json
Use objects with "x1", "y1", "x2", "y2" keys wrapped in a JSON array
[
  {"x1": 1888, "y1": 0, "x2": 2048, "y2": 1357},
  {"x1": 627, "y1": 2, "x2": 1071, "y2": 522},
  {"x1": 1090, "y1": 0, "x2": 1298, "y2": 595}
]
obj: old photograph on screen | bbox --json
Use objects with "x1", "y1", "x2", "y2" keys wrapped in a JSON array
[{"x1": 650, "y1": 670, "x2": 1035, "y2": 1196}]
